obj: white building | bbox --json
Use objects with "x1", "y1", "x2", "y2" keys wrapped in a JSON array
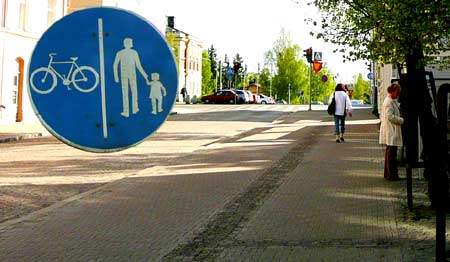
[
  {"x1": 375, "y1": 53, "x2": 450, "y2": 116},
  {"x1": 0, "y1": 0, "x2": 66, "y2": 124}
]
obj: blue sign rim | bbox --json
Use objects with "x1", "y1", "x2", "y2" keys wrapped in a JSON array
[{"x1": 27, "y1": 7, "x2": 178, "y2": 153}]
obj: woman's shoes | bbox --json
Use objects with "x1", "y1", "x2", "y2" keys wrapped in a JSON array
[{"x1": 335, "y1": 137, "x2": 344, "y2": 143}]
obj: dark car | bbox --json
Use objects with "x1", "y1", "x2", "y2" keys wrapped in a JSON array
[{"x1": 201, "y1": 90, "x2": 239, "y2": 104}]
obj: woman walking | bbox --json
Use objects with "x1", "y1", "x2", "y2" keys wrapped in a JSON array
[
  {"x1": 331, "y1": 83, "x2": 352, "y2": 143},
  {"x1": 379, "y1": 83, "x2": 404, "y2": 181}
]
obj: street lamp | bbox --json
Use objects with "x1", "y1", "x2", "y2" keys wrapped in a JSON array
[{"x1": 288, "y1": 83, "x2": 291, "y2": 104}]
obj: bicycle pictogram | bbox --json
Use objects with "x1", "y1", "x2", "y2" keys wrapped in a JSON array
[{"x1": 30, "y1": 53, "x2": 99, "y2": 94}]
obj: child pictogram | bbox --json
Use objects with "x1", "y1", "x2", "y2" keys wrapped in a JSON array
[{"x1": 147, "y1": 73, "x2": 166, "y2": 115}]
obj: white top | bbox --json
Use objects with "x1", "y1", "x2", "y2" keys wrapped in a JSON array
[
  {"x1": 330, "y1": 91, "x2": 352, "y2": 116},
  {"x1": 379, "y1": 96, "x2": 404, "y2": 146}
]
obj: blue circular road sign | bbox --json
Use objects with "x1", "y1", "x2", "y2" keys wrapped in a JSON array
[
  {"x1": 28, "y1": 7, "x2": 178, "y2": 152},
  {"x1": 367, "y1": 72, "x2": 373, "y2": 80}
]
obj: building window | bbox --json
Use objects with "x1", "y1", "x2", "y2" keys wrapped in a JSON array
[
  {"x1": 5, "y1": 0, "x2": 30, "y2": 32},
  {"x1": 47, "y1": 0, "x2": 57, "y2": 26},
  {"x1": 5, "y1": 0, "x2": 62, "y2": 34},
  {"x1": 391, "y1": 64, "x2": 398, "y2": 78},
  {"x1": 1, "y1": 0, "x2": 5, "y2": 27}
]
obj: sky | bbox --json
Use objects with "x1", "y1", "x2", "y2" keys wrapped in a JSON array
[{"x1": 133, "y1": 0, "x2": 368, "y2": 83}]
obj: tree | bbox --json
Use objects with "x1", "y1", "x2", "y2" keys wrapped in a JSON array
[
  {"x1": 165, "y1": 32, "x2": 179, "y2": 71},
  {"x1": 232, "y1": 53, "x2": 244, "y2": 88},
  {"x1": 310, "y1": 65, "x2": 336, "y2": 104},
  {"x1": 201, "y1": 50, "x2": 214, "y2": 95},
  {"x1": 352, "y1": 74, "x2": 370, "y2": 103},
  {"x1": 258, "y1": 68, "x2": 271, "y2": 94},
  {"x1": 309, "y1": 0, "x2": 450, "y2": 216},
  {"x1": 222, "y1": 54, "x2": 232, "y2": 89},
  {"x1": 265, "y1": 29, "x2": 309, "y2": 103},
  {"x1": 208, "y1": 45, "x2": 219, "y2": 84}
]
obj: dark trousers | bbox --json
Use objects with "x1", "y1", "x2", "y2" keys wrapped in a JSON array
[{"x1": 384, "y1": 146, "x2": 399, "y2": 180}]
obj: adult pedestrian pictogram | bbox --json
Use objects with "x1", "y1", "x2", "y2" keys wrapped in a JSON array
[
  {"x1": 113, "y1": 38, "x2": 148, "y2": 118},
  {"x1": 28, "y1": 7, "x2": 178, "y2": 152}
]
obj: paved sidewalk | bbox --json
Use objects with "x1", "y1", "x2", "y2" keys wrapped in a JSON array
[
  {"x1": 0, "y1": 121, "x2": 49, "y2": 143},
  {"x1": 0, "y1": 110, "x2": 440, "y2": 261}
]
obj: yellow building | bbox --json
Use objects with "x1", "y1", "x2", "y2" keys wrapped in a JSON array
[
  {"x1": 0, "y1": 0, "x2": 66, "y2": 124},
  {"x1": 166, "y1": 16, "x2": 203, "y2": 103}
]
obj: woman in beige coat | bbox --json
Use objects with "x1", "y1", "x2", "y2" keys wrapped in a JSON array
[{"x1": 379, "y1": 83, "x2": 404, "y2": 180}]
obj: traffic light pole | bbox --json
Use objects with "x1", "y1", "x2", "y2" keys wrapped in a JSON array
[
  {"x1": 303, "y1": 47, "x2": 313, "y2": 111},
  {"x1": 308, "y1": 62, "x2": 312, "y2": 111}
]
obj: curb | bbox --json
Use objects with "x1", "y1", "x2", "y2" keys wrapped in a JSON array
[{"x1": 0, "y1": 133, "x2": 43, "y2": 143}]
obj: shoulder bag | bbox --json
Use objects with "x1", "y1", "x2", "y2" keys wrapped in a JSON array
[{"x1": 327, "y1": 92, "x2": 336, "y2": 115}]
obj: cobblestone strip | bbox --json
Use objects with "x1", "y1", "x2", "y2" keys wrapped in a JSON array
[
  {"x1": 162, "y1": 126, "x2": 322, "y2": 261},
  {"x1": 229, "y1": 238, "x2": 400, "y2": 249}
]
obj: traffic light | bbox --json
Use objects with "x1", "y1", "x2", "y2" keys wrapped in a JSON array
[
  {"x1": 303, "y1": 48, "x2": 313, "y2": 63},
  {"x1": 233, "y1": 62, "x2": 241, "y2": 74}
]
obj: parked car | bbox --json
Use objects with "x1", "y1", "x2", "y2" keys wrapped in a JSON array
[
  {"x1": 245, "y1": 90, "x2": 255, "y2": 103},
  {"x1": 234, "y1": 89, "x2": 250, "y2": 104},
  {"x1": 253, "y1": 93, "x2": 262, "y2": 104},
  {"x1": 311, "y1": 101, "x2": 324, "y2": 105},
  {"x1": 201, "y1": 90, "x2": 239, "y2": 104},
  {"x1": 259, "y1": 94, "x2": 275, "y2": 104},
  {"x1": 351, "y1": 99, "x2": 365, "y2": 106},
  {"x1": 276, "y1": 99, "x2": 287, "y2": 104}
]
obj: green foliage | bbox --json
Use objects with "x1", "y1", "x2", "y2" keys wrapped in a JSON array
[
  {"x1": 351, "y1": 74, "x2": 370, "y2": 103},
  {"x1": 258, "y1": 68, "x2": 271, "y2": 93},
  {"x1": 264, "y1": 29, "x2": 336, "y2": 104},
  {"x1": 233, "y1": 53, "x2": 245, "y2": 88},
  {"x1": 202, "y1": 50, "x2": 214, "y2": 95},
  {"x1": 165, "y1": 32, "x2": 179, "y2": 69},
  {"x1": 311, "y1": 65, "x2": 336, "y2": 104},
  {"x1": 310, "y1": 0, "x2": 450, "y2": 66},
  {"x1": 208, "y1": 45, "x2": 219, "y2": 80},
  {"x1": 265, "y1": 29, "x2": 308, "y2": 103}
]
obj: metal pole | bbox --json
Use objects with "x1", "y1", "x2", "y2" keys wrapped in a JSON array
[
  {"x1": 219, "y1": 60, "x2": 222, "y2": 91},
  {"x1": 269, "y1": 64, "x2": 273, "y2": 98},
  {"x1": 288, "y1": 83, "x2": 291, "y2": 104},
  {"x1": 257, "y1": 63, "x2": 260, "y2": 95},
  {"x1": 309, "y1": 63, "x2": 312, "y2": 110}
]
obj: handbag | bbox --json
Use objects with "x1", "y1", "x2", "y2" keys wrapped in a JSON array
[{"x1": 327, "y1": 92, "x2": 336, "y2": 115}]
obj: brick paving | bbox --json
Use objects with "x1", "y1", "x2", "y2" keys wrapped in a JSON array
[{"x1": 0, "y1": 109, "x2": 447, "y2": 261}]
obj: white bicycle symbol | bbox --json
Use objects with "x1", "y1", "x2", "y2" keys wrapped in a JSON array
[{"x1": 30, "y1": 53, "x2": 99, "y2": 94}]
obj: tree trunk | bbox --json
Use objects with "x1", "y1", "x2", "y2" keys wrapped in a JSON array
[{"x1": 404, "y1": 47, "x2": 449, "y2": 208}]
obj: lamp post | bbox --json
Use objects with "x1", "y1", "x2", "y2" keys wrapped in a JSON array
[
  {"x1": 269, "y1": 63, "x2": 273, "y2": 98},
  {"x1": 256, "y1": 63, "x2": 260, "y2": 95},
  {"x1": 288, "y1": 83, "x2": 291, "y2": 104},
  {"x1": 218, "y1": 59, "x2": 222, "y2": 90}
]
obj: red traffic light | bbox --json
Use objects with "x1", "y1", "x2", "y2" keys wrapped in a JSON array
[{"x1": 303, "y1": 48, "x2": 313, "y2": 63}]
